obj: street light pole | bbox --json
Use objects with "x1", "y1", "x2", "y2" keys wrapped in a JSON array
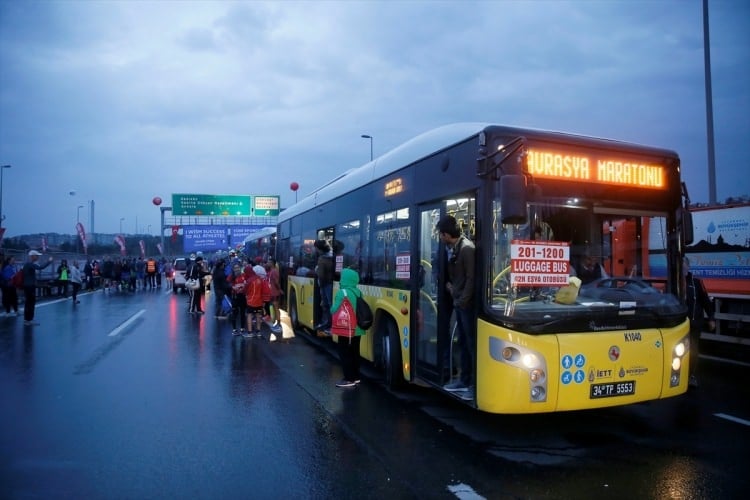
[
  {"x1": 361, "y1": 135, "x2": 373, "y2": 161},
  {"x1": 120, "y1": 217, "x2": 125, "y2": 234},
  {"x1": 76, "y1": 205, "x2": 84, "y2": 254},
  {"x1": 0, "y1": 164, "x2": 11, "y2": 227},
  {"x1": 160, "y1": 206, "x2": 172, "y2": 258}
]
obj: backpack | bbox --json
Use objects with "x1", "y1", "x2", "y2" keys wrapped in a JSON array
[
  {"x1": 355, "y1": 294, "x2": 373, "y2": 330},
  {"x1": 261, "y1": 277, "x2": 272, "y2": 302},
  {"x1": 331, "y1": 290, "x2": 356, "y2": 338},
  {"x1": 11, "y1": 270, "x2": 23, "y2": 288},
  {"x1": 245, "y1": 277, "x2": 264, "y2": 308}
]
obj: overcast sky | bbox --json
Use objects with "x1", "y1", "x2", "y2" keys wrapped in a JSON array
[{"x1": 1, "y1": 0, "x2": 748, "y2": 237}]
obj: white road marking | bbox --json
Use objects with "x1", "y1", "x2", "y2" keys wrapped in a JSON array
[
  {"x1": 108, "y1": 309, "x2": 146, "y2": 337},
  {"x1": 714, "y1": 413, "x2": 750, "y2": 427},
  {"x1": 447, "y1": 483, "x2": 486, "y2": 499}
]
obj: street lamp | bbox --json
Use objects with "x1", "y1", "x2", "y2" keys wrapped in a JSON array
[
  {"x1": 76, "y1": 205, "x2": 84, "y2": 254},
  {"x1": 120, "y1": 217, "x2": 125, "y2": 234},
  {"x1": 147, "y1": 224, "x2": 151, "y2": 235},
  {"x1": 361, "y1": 134, "x2": 373, "y2": 161},
  {"x1": 0, "y1": 164, "x2": 11, "y2": 227}
]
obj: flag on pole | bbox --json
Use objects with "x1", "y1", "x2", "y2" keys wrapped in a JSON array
[{"x1": 76, "y1": 222, "x2": 88, "y2": 254}]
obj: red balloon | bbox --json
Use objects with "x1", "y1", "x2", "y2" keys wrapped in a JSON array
[
  {"x1": 290, "y1": 182, "x2": 299, "y2": 191},
  {"x1": 152, "y1": 197, "x2": 162, "y2": 206}
]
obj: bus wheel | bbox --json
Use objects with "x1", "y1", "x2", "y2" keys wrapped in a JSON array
[
  {"x1": 289, "y1": 290, "x2": 299, "y2": 329},
  {"x1": 381, "y1": 320, "x2": 403, "y2": 388}
]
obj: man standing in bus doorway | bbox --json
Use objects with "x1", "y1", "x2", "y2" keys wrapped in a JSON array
[
  {"x1": 683, "y1": 256, "x2": 715, "y2": 389},
  {"x1": 314, "y1": 239, "x2": 334, "y2": 336},
  {"x1": 437, "y1": 215, "x2": 476, "y2": 401}
]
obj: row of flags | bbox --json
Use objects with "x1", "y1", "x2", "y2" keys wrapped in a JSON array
[{"x1": 11, "y1": 223, "x2": 166, "y2": 258}]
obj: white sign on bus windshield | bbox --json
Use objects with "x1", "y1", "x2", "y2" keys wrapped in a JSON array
[{"x1": 510, "y1": 240, "x2": 570, "y2": 287}]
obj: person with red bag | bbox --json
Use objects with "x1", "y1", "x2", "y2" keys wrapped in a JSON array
[
  {"x1": 330, "y1": 267, "x2": 365, "y2": 388},
  {"x1": 227, "y1": 262, "x2": 248, "y2": 336}
]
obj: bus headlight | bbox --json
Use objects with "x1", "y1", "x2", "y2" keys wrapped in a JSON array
[
  {"x1": 529, "y1": 368, "x2": 545, "y2": 383},
  {"x1": 490, "y1": 337, "x2": 548, "y2": 403},
  {"x1": 669, "y1": 334, "x2": 690, "y2": 387},
  {"x1": 530, "y1": 386, "x2": 546, "y2": 401},
  {"x1": 671, "y1": 357, "x2": 681, "y2": 371},
  {"x1": 674, "y1": 342, "x2": 686, "y2": 357},
  {"x1": 522, "y1": 353, "x2": 539, "y2": 369},
  {"x1": 502, "y1": 346, "x2": 520, "y2": 362}
]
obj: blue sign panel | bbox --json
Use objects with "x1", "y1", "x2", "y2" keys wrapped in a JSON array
[
  {"x1": 184, "y1": 226, "x2": 228, "y2": 253},
  {"x1": 229, "y1": 225, "x2": 268, "y2": 247}
]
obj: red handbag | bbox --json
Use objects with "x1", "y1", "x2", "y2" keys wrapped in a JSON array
[{"x1": 331, "y1": 290, "x2": 356, "y2": 338}]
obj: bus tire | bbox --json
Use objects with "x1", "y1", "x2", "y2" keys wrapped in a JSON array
[
  {"x1": 289, "y1": 289, "x2": 299, "y2": 329},
  {"x1": 381, "y1": 319, "x2": 403, "y2": 388}
]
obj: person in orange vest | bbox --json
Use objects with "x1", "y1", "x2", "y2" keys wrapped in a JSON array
[{"x1": 146, "y1": 257, "x2": 157, "y2": 289}]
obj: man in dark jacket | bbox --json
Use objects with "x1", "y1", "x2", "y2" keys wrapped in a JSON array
[
  {"x1": 22, "y1": 250, "x2": 53, "y2": 326},
  {"x1": 314, "y1": 240, "x2": 334, "y2": 334},
  {"x1": 437, "y1": 215, "x2": 476, "y2": 400},
  {"x1": 683, "y1": 257, "x2": 715, "y2": 388}
]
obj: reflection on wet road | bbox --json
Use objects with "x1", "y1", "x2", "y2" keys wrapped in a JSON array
[{"x1": 1, "y1": 287, "x2": 748, "y2": 499}]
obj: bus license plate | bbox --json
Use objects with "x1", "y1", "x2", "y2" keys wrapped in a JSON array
[{"x1": 590, "y1": 381, "x2": 636, "y2": 399}]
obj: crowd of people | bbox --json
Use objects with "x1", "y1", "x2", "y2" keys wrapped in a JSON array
[{"x1": 183, "y1": 251, "x2": 284, "y2": 340}]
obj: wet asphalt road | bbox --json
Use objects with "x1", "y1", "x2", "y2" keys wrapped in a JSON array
[{"x1": 1, "y1": 287, "x2": 749, "y2": 499}]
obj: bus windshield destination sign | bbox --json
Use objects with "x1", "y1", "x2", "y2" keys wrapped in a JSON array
[{"x1": 527, "y1": 149, "x2": 666, "y2": 189}]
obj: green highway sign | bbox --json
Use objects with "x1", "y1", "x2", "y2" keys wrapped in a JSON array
[
  {"x1": 172, "y1": 194, "x2": 251, "y2": 216},
  {"x1": 171, "y1": 194, "x2": 281, "y2": 216},
  {"x1": 253, "y1": 195, "x2": 280, "y2": 216}
]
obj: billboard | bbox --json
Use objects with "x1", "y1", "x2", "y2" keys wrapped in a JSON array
[
  {"x1": 183, "y1": 225, "x2": 269, "y2": 253},
  {"x1": 172, "y1": 194, "x2": 280, "y2": 216}
]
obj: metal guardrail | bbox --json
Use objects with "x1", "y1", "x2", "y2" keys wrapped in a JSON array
[{"x1": 702, "y1": 293, "x2": 750, "y2": 345}]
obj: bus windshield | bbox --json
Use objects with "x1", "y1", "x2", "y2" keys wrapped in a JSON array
[{"x1": 488, "y1": 197, "x2": 685, "y2": 333}]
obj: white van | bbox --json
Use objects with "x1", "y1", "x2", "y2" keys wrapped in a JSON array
[{"x1": 172, "y1": 257, "x2": 191, "y2": 293}]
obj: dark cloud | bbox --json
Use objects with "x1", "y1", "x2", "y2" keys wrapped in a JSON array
[{"x1": 0, "y1": 0, "x2": 747, "y2": 237}]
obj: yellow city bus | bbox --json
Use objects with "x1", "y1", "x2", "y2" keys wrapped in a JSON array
[{"x1": 276, "y1": 123, "x2": 692, "y2": 413}]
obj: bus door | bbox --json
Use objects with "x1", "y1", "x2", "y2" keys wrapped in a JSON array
[
  {"x1": 415, "y1": 204, "x2": 443, "y2": 383},
  {"x1": 314, "y1": 227, "x2": 335, "y2": 331},
  {"x1": 415, "y1": 196, "x2": 476, "y2": 386}
]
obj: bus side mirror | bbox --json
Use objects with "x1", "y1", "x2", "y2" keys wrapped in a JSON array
[
  {"x1": 682, "y1": 209, "x2": 694, "y2": 246},
  {"x1": 501, "y1": 175, "x2": 527, "y2": 225}
]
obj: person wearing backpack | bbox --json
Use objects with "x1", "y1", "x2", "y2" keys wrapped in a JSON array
[
  {"x1": 227, "y1": 262, "x2": 248, "y2": 336},
  {"x1": 244, "y1": 265, "x2": 266, "y2": 338},
  {"x1": 1, "y1": 255, "x2": 20, "y2": 316},
  {"x1": 330, "y1": 267, "x2": 366, "y2": 388}
]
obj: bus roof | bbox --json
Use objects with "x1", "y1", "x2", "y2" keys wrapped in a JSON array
[{"x1": 278, "y1": 123, "x2": 680, "y2": 222}]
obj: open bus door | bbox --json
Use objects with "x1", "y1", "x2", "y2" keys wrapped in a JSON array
[{"x1": 414, "y1": 197, "x2": 476, "y2": 387}]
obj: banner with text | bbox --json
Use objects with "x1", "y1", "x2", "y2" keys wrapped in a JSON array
[
  {"x1": 183, "y1": 225, "x2": 269, "y2": 253},
  {"x1": 172, "y1": 194, "x2": 281, "y2": 217}
]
